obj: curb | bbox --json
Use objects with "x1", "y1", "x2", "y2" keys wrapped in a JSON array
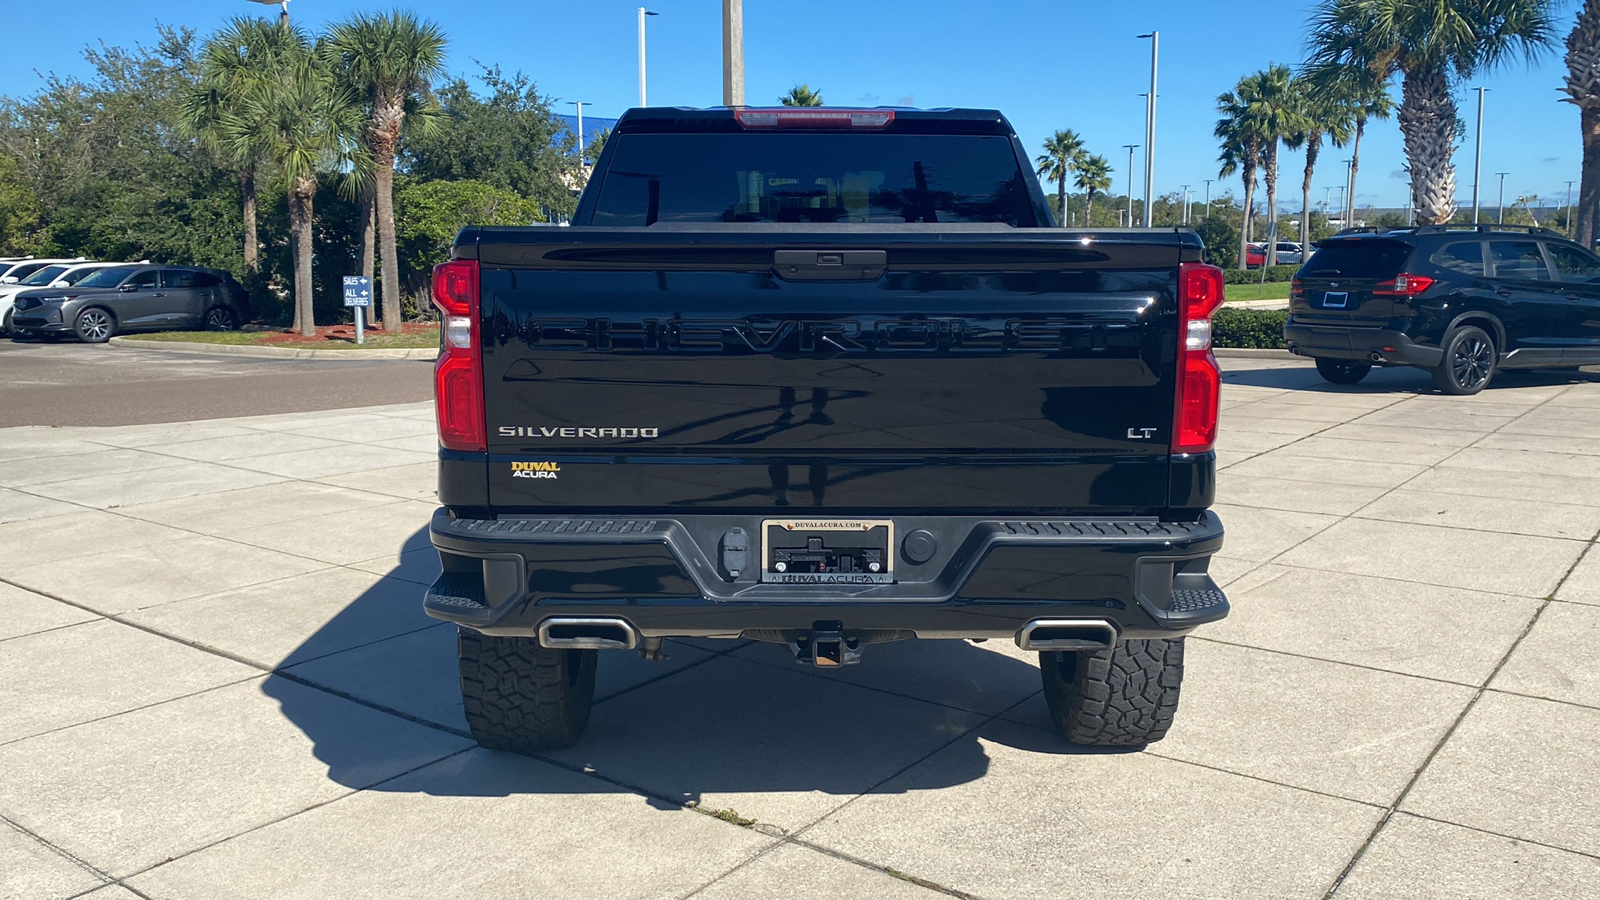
[
  {"x1": 109, "y1": 337, "x2": 438, "y2": 360},
  {"x1": 1214, "y1": 347, "x2": 1298, "y2": 360}
]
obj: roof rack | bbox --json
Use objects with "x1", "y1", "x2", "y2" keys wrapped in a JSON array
[{"x1": 1331, "y1": 224, "x2": 1563, "y2": 238}]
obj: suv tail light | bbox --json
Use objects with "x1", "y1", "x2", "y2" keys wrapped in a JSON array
[
  {"x1": 1373, "y1": 273, "x2": 1435, "y2": 296},
  {"x1": 432, "y1": 259, "x2": 485, "y2": 452},
  {"x1": 1173, "y1": 261, "x2": 1224, "y2": 454},
  {"x1": 733, "y1": 108, "x2": 895, "y2": 130}
]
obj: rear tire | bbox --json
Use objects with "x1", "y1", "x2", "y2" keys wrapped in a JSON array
[
  {"x1": 202, "y1": 306, "x2": 236, "y2": 331},
  {"x1": 458, "y1": 628, "x2": 596, "y2": 754},
  {"x1": 1315, "y1": 358, "x2": 1372, "y2": 385},
  {"x1": 1040, "y1": 638, "x2": 1184, "y2": 746},
  {"x1": 1432, "y1": 325, "x2": 1496, "y2": 395}
]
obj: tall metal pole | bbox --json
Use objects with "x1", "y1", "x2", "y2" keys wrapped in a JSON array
[
  {"x1": 1137, "y1": 32, "x2": 1158, "y2": 228},
  {"x1": 1203, "y1": 179, "x2": 1212, "y2": 220},
  {"x1": 1123, "y1": 144, "x2": 1139, "y2": 227},
  {"x1": 1181, "y1": 185, "x2": 1191, "y2": 225},
  {"x1": 1471, "y1": 87, "x2": 1488, "y2": 224},
  {"x1": 1496, "y1": 172, "x2": 1509, "y2": 224},
  {"x1": 1343, "y1": 159, "x2": 1353, "y2": 225},
  {"x1": 1566, "y1": 180, "x2": 1576, "y2": 233},
  {"x1": 722, "y1": 0, "x2": 744, "y2": 106},
  {"x1": 637, "y1": 9, "x2": 657, "y2": 107},
  {"x1": 1323, "y1": 186, "x2": 1332, "y2": 214},
  {"x1": 568, "y1": 101, "x2": 588, "y2": 162}
]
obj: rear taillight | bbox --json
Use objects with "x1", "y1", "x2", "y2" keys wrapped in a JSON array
[
  {"x1": 1291, "y1": 278, "x2": 1304, "y2": 300},
  {"x1": 732, "y1": 108, "x2": 896, "y2": 130},
  {"x1": 1373, "y1": 273, "x2": 1435, "y2": 296},
  {"x1": 1173, "y1": 261, "x2": 1224, "y2": 455},
  {"x1": 431, "y1": 259, "x2": 484, "y2": 452}
]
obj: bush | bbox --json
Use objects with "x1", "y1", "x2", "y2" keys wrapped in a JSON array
[
  {"x1": 1223, "y1": 264, "x2": 1299, "y2": 284},
  {"x1": 1213, "y1": 307, "x2": 1288, "y2": 349},
  {"x1": 1194, "y1": 218, "x2": 1238, "y2": 269}
]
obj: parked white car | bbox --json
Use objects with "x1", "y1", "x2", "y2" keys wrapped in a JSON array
[{"x1": 1, "y1": 261, "x2": 125, "y2": 335}]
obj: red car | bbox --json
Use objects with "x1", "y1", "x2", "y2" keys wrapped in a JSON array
[{"x1": 1244, "y1": 243, "x2": 1267, "y2": 268}]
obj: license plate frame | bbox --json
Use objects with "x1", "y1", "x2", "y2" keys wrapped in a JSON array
[
  {"x1": 760, "y1": 518, "x2": 895, "y2": 585},
  {"x1": 1322, "y1": 291, "x2": 1350, "y2": 309}
]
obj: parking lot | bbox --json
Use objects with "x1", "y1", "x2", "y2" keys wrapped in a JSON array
[{"x1": 2, "y1": 354, "x2": 1599, "y2": 899}]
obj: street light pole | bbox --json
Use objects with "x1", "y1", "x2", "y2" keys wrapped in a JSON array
[
  {"x1": 1471, "y1": 87, "x2": 1488, "y2": 224},
  {"x1": 1342, "y1": 159, "x2": 1353, "y2": 225},
  {"x1": 1566, "y1": 180, "x2": 1576, "y2": 233},
  {"x1": 1136, "y1": 31, "x2": 1158, "y2": 228},
  {"x1": 1181, "y1": 185, "x2": 1191, "y2": 225},
  {"x1": 1496, "y1": 172, "x2": 1509, "y2": 225},
  {"x1": 568, "y1": 101, "x2": 589, "y2": 166},
  {"x1": 722, "y1": 0, "x2": 744, "y2": 106},
  {"x1": 637, "y1": 8, "x2": 659, "y2": 108},
  {"x1": 1203, "y1": 179, "x2": 1212, "y2": 220},
  {"x1": 1123, "y1": 144, "x2": 1139, "y2": 227}
]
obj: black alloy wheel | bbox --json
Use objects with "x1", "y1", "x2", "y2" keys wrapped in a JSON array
[{"x1": 1433, "y1": 326, "x2": 1496, "y2": 396}]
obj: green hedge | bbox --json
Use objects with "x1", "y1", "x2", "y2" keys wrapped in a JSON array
[
  {"x1": 1213, "y1": 307, "x2": 1288, "y2": 349},
  {"x1": 1223, "y1": 265, "x2": 1299, "y2": 284}
]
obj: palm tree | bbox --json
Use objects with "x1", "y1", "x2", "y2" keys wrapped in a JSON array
[
  {"x1": 1564, "y1": 0, "x2": 1600, "y2": 246},
  {"x1": 1307, "y1": 0, "x2": 1557, "y2": 225},
  {"x1": 1286, "y1": 73, "x2": 1354, "y2": 250},
  {"x1": 324, "y1": 12, "x2": 447, "y2": 332},
  {"x1": 1035, "y1": 130, "x2": 1085, "y2": 226},
  {"x1": 221, "y1": 25, "x2": 367, "y2": 336},
  {"x1": 1216, "y1": 82, "x2": 1266, "y2": 268},
  {"x1": 1226, "y1": 66, "x2": 1300, "y2": 265},
  {"x1": 184, "y1": 18, "x2": 290, "y2": 274},
  {"x1": 1074, "y1": 154, "x2": 1113, "y2": 227},
  {"x1": 779, "y1": 84, "x2": 823, "y2": 106}
]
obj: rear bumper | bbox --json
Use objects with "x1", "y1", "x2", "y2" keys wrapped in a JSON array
[
  {"x1": 424, "y1": 509, "x2": 1228, "y2": 643},
  {"x1": 1284, "y1": 322, "x2": 1443, "y2": 368}
]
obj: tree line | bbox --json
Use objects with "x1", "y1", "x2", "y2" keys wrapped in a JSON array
[
  {"x1": 0, "y1": 15, "x2": 588, "y2": 334},
  {"x1": 1218, "y1": 0, "x2": 1597, "y2": 260}
]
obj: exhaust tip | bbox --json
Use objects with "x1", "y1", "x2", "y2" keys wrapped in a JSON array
[
  {"x1": 538, "y1": 617, "x2": 640, "y2": 651},
  {"x1": 1287, "y1": 343, "x2": 1301, "y2": 356},
  {"x1": 1369, "y1": 352, "x2": 1384, "y2": 363},
  {"x1": 1015, "y1": 619, "x2": 1118, "y2": 653}
]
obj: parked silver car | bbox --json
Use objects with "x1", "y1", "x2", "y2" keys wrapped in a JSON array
[{"x1": 9, "y1": 264, "x2": 249, "y2": 343}]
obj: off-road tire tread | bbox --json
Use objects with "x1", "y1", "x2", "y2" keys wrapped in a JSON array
[
  {"x1": 1040, "y1": 638, "x2": 1184, "y2": 746},
  {"x1": 458, "y1": 628, "x2": 596, "y2": 754}
]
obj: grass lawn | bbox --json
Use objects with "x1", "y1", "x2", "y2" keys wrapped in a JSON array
[
  {"x1": 135, "y1": 326, "x2": 439, "y2": 350},
  {"x1": 1224, "y1": 280, "x2": 1293, "y2": 303}
]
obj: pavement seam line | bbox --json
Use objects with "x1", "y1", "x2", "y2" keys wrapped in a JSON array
[
  {"x1": 114, "y1": 747, "x2": 477, "y2": 886},
  {"x1": 0, "y1": 811, "x2": 118, "y2": 892},
  {"x1": 1390, "y1": 810, "x2": 1600, "y2": 863},
  {"x1": 1189, "y1": 635, "x2": 1493, "y2": 690},
  {"x1": 1319, "y1": 523, "x2": 1597, "y2": 899},
  {"x1": 0, "y1": 673, "x2": 266, "y2": 751}
]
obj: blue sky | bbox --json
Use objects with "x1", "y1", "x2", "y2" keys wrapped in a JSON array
[{"x1": 0, "y1": 0, "x2": 1585, "y2": 212}]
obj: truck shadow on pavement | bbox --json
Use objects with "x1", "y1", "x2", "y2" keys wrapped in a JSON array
[{"x1": 262, "y1": 527, "x2": 1128, "y2": 803}]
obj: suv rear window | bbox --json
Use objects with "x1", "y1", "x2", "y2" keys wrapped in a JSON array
[
  {"x1": 1299, "y1": 241, "x2": 1412, "y2": 279},
  {"x1": 589, "y1": 133, "x2": 1038, "y2": 226}
]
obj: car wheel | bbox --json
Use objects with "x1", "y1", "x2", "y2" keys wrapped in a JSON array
[
  {"x1": 203, "y1": 307, "x2": 236, "y2": 331},
  {"x1": 1315, "y1": 358, "x2": 1372, "y2": 385},
  {"x1": 1039, "y1": 638, "x2": 1184, "y2": 746},
  {"x1": 73, "y1": 308, "x2": 116, "y2": 344},
  {"x1": 1432, "y1": 325, "x2": 1496, "y2": 395},
  {"x1": 457, "y1": 627, "x2": 597, "y2": 754}
]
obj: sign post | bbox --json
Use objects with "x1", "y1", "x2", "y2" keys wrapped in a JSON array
[{"x1": 341, "y1": 276, "x2": 372, "y2": 345}]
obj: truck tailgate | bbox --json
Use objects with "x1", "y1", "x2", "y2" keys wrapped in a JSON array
[{"x1": 470, "y1": 226, "x2": 1188, "y2": 515}]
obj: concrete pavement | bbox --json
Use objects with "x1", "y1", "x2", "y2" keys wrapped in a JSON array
[
  {"x1": 0, "y1": 340, "x2": 431, "y2": 427},
  {"x1": 2, "y1": 360, "x2": 1599, "y2": 898}
]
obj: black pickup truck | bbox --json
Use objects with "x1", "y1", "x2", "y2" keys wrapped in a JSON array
[{"x1": 423, "y1": 106, "x2": 1228, "y2": 753}]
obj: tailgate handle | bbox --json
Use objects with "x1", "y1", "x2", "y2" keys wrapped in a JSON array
[{"x1": 773, "y1": 250, "x2": 886, "y2": 281}]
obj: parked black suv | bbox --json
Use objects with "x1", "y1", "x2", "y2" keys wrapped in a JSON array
[{"x1": 1284, "y1": 225, "x2": 1600, "y2": 394}]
